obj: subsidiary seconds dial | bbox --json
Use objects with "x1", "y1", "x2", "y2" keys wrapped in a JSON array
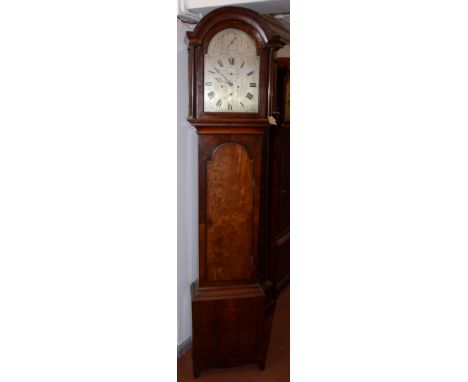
[{"x1": 204, "y1": 28, "x2": 260, "y2": 113}]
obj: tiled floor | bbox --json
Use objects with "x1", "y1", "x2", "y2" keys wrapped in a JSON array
[{"x1": 177, "y1": 286, "x2": 290, "y2": 381}]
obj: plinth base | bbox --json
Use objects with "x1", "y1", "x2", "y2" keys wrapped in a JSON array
[{"x1": 191, "y1": 280, "x2": 275, "y2": 378}]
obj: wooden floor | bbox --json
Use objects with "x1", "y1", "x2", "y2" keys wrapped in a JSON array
[{"x1": 177, "y1": 286, "x2": 290, "y2": 381}]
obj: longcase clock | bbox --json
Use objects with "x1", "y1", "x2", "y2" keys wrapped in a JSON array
[{"x1": 186, "y1": 7, "x2": 289, "y2": 377}]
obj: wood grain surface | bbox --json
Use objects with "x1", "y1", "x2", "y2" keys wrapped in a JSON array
[{"x1": 207, "y1": 143, "x2": 254, "y2": 281}]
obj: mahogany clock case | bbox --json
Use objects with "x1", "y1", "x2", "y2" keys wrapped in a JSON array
[
  {"x1": 268, "y1": 57, "x2": 290, "y2": 294},
  {"x1": 186, "y1": 7, "x2": 289, "y2": 126},
  {"x1": 185, "y1": 6, "x2": 289, "y2": 378}
]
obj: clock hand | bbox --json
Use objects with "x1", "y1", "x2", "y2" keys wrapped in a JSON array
[
  {"x1": 213, "y1": 66, "x2": 233, "y2": 86},
  {"x1": 215, "y1": 77, "x2": 230, "y2": 85},
  {"x1": 213, "y1": 66, "x2": 229, "y2": 81}
]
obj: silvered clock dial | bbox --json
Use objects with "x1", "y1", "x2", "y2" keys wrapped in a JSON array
[{"x1": 204, "y1": 28, "x2": 260, "y2": 113}]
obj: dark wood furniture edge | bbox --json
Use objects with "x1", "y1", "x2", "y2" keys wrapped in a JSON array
[{"x1": 275, "y1": 273, "x2": 290, "y2": 295}]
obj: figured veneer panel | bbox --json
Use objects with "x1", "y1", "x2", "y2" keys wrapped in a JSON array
[
  {"x1": 198, "y1": 133, "x2": 263, "y2": 287},
  {"x1": 206, "y1": 143, "x2": 254, "y2": 281}
]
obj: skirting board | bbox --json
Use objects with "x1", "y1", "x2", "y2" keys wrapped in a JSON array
[{"x1": 177, "y1": 337, "x2": 192, "y2": 358}]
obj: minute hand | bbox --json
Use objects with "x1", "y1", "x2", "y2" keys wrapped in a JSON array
[{"x1": 213, "y1": 66, "x2": 232, "y2": 86}]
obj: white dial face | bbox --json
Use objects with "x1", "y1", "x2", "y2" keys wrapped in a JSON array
[{"x1": 204, "y1": 28, "x2": 260, "y2": 113}]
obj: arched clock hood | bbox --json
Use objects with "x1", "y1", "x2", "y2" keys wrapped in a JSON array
[
  {"x1": 186, "y1": 6, "x2": 289, "y2": 126},
  {"x1": 186, "y1": 6, "x2": 289, "y2": 48}
]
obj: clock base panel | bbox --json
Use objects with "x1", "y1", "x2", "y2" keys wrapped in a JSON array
[{"x1": 191, "y1": 280, "x2": 275, "y2": 378}]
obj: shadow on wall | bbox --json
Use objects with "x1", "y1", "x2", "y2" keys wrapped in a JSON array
[{"x1": 177, "y1": 19, "x2": 199, "y2": 351}]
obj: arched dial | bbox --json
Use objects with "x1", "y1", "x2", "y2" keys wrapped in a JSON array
[{"x1": 204, "y1": 28, "x2": 260, "y2": 113}]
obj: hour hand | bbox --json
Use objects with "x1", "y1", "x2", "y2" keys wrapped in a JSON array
[
  {"x1": 213, "y1": 67, "x2": 233, "y2": 86},
  {"x1": 215, "y1": 77, "x2": 233, "y2": 87},
  {"x1": 213, "y1": 66, "x2": 229, "y2": 81}
]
